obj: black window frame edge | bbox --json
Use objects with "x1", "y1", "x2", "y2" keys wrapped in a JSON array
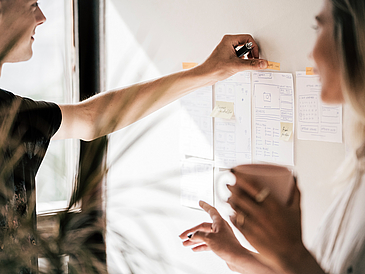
[
  {"x1": 76, "y1": 0, "x2": 107, "y2": 266},
  {"x1": 37, "y1": 0, "x2": 107, "y2": 271}
]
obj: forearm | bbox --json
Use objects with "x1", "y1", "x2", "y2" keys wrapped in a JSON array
[
  {"x1": 226, "y1": 250, "x2": 279, "y2": 274},
  {"x1": 83, "y1": 65, "x2": 215, "y2": 140},
  {"x1": 54, "y1": 65, "x2": 215, "y2": 141},
  {"x1": 227, "y1": 247, "x2": 326, "y2": 274}
]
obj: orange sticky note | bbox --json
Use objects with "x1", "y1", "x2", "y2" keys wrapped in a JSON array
[
  {"x1": 267, "y1": 61, "x2": 280, "y2": 71},
  {"x1": 182, "y1": 62, "x2": 198, "y2": 69},
  {"x1": 306, "y1": 67, "x2": 315, "y2": 75}
]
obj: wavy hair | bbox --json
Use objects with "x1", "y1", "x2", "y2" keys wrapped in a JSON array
[{"x1": 330, "y1": 0, "x2": 365, "y2": 186}]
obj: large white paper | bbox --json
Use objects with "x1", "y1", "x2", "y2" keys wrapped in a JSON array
[
  {"x1": 214, "y1": 72, "x2": 252, "y2": 168},
  {"x1": 252, "y1": 72, "x2": 294, "y2": 166},
  {"x1": 180, "y1": 86, "x2": 213, "y2": 160},
  {"x1": 296, "y1": 71, "x2": 342, "y2": 143},
  {"x1": 180, "y1": 158, "x2": 214, "y2": 209}
]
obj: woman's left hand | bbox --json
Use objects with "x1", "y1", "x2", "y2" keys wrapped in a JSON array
[
  {"x1": 227, "y1": 173, "x2": 306, "y2": 272},
  {"x1": 179, "y1": 201, "x2": 248, "y2": 265}
]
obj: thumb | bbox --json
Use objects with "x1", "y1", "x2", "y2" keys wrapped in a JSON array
[{"x1": 240, "y1": 59, "x2": 268, "y2": 70}]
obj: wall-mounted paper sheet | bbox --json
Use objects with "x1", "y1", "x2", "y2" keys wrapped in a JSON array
[
  {"x1": 180, "y1": 158, "x2": 214, "y2": 209},
  {"x1": 252, "y1": 72, "x2": 294, "y2": 166},
  {"x1": 296, "y1": 71, "x2": 342, "y2": 143},
  {"x1": 180, "y1": 86, "x2": 213, "y2": 160},
  {"x1": 214, "y1": 72, "x2": 252, "y2": 168}
]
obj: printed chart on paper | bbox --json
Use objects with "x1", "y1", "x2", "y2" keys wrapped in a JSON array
[{"x1": 296, "y1": 71, "x2": 342, "y2": 143}]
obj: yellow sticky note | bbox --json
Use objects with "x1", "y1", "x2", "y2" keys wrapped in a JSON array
[
  {"x1": 267, "y1": 61, "x2": 280, "y2": 71},
  {"x1": 306, "y1": 67, "x2": 315, "y2": 75},
  {"x1": 210, "y1": 101, "x2": 235, "y2": 119},
  {"x1": 182, "y1": 62, "x2": 198, "y2": 69},
  {"x1": 280, "y1": 122, "x2": 293, "y2": 141}
]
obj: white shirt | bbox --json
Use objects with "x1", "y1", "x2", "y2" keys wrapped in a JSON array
[{"x1": 311, "y1": 170, "x2": 365, "y2": 274}]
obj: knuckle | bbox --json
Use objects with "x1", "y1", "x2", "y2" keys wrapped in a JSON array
[
  {"x1": 250, "y1": 60, "x2": 257, "y2": 68},
  {"x1": 222, "y1": 34, "x2": 229, "y2": 41}
]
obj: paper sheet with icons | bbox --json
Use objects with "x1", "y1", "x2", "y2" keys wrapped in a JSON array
[
  {"x1": 180, "y1": 85, "x2": 213, "y2": 160},
  {"x1": 214, "y1": 71, "x2": 252, "y2": 168},
  {"x1": 296, "y1": 71, "x2": 342, "y2": 143},
  {"x1": 252, "y1": 72, "x2": 294, "y2": 166}
]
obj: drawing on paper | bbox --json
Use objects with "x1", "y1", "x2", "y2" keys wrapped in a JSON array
[
  {"x1": 254, "y1": 84, "x2": 280, "y2": 110},
  {"x1": 252, "y1": 72, "x2": 294, "y2": 166},
  {"x1": 299, "y1": 95, "x2": 319, "y2": 123},
  {"x1": 214, "y1": 72, "x2": 252, "y2": 168},
  {"x1": 296, "y1": 71, "x2": 342, "y2": 143}
]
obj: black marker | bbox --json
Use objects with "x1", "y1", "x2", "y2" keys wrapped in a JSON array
[{"x1": 236, "y1": 42, "x2": 253, "y2": 58}]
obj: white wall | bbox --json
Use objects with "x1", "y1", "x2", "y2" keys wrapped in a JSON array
[{"x1": 105, "y1": 1, "x2": 346, "y2": 273}]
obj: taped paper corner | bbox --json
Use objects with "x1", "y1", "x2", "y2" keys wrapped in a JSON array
[
  {"x1": 267, "y1": 61, "x2": 280, "y2": 71},
  {"x1": 182, "y1": 62, "x2": 198, "y2": 70}
]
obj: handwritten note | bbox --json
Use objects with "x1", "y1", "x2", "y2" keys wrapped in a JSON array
[
  {"x1": 267, "y1": 61, "x2": 281, "y2": 71},
  {"x1": 210, "y1": 101, "x2": 235, "y2": 119},
  {"x1": 280, "y1": 122, "x2": 293, "y2": 141},
  {"x1": 296, "y1": 71, "x2": 342, "y2": 143},
  {"x1": 252, "y1": 72, "x2": 294, "y2": 166},
  {"x1": 214, "y1": 72, "x2": 252, "y2": 168}
]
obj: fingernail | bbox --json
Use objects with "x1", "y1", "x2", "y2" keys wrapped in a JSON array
[{"x1": 259, "y1": 60, "x2": 267, "y2": 69}]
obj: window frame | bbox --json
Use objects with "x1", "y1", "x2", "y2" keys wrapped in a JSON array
[{"x1": 37, "y1": 0, "x2": 107, "y2": 269}]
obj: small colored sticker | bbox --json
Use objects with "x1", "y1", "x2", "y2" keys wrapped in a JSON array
[
  {"x1": 182, "y1": 62, "x2": 198, "y2": 69},
  {"x1": 267, "y1": 61, "x2": 280, "y2": 71},
  {"x1": 306, "y1": 67, "x2": 315, "y2": 75}
]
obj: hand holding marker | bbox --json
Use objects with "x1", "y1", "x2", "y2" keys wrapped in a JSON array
[
  {"x1": 235, "y1": 42, "x2": 253, "y2": 58},
  {"x1": 236, "y1": 42, "x2": 277, "y2": 70}
]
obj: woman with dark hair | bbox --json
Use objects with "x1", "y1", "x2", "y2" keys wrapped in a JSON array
[{"x1": 181, "y1": 0, "x2": 365, "y2": 273}]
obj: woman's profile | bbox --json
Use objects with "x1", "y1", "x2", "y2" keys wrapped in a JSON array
[{"x1": 181, "y1": 0, "x2": 365, "y2": 273}]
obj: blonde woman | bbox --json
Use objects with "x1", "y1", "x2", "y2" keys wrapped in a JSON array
[{"x1": 180, "y1": 0, "x2": 365, "y2": 273}]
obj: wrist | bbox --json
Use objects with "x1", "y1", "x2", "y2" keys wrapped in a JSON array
[
  {"x1": 224, "y1": 246, "x2": 252, "y2": 271},
  {"x1": 191, "y1": 62, "x2": 222, "y2": 86},
  {"x1": 280, "y1": 244, "x2": 324, "y2": 274}
]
